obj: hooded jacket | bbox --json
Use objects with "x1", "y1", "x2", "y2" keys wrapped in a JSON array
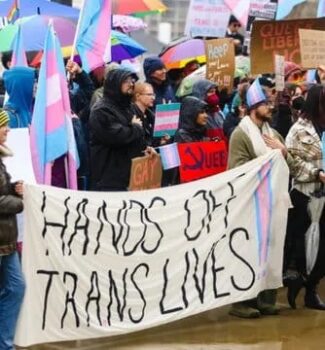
[
  {"x1": 3, "y1": 67, "x2": 35, "y2": 128},
  {"x1": 174, "y1": 96, "x2": 208, "y2": 143},
  {"x1": 89, "y1": 69, "x2": 145, "y2": 191},
  {"x1": 143, "y1": 59, "x2": 176, "y2": 106},
  {"x1": 0, "y1": 145, "x2": 23, "y2": 256}
]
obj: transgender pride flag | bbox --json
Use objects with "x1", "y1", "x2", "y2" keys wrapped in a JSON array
[
  {"x1": 153, "y1": 103, "x2": 181, "y2": 137},
  {"x1": 11, "y1": 24, "x2": 27, "y2": 67},
  {"x1": 159, "y1": 143, "x2": 181, "y2": 170},
  {"x1": 30, "y1": 23, "x2": 79, "y2": 189},
  {"x1": 75, "y1": 0, "x2": 111, "y2": 73}
]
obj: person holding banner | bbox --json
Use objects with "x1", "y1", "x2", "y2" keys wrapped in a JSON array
[
  {"x1": 228, "y1": 79, "x2": 292, "y2": 318},
  {"x1": 285, "y1": 84, "x2": 325, "y2": 310},
  {"x1": 0, "y1": 108, "x2": 25, "y2": 349}
]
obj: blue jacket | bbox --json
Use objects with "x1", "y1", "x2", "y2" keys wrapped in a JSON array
[{"x1": 3, "y1": 67, "x2": 35, "y2": 128}]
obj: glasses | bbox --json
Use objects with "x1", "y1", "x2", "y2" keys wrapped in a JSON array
[
  {"x1": 140, "y1": 93, "x2": 156, "y2": 97},
  {"x1": 123, "y1": 77, "x2": 136, "y2": 85}
]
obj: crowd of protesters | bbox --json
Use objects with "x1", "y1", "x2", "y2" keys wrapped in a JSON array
[{"x1": 1, "y1": 14, "x2": 325, "y2": 349}]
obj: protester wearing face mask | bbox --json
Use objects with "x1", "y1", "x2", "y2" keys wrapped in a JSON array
[
  {"x1": 272, "y1": 84, "x2": 304, "y2": 139},
  {"x1": 191, "y1": 79, "x2": 227, "y2": 142}
]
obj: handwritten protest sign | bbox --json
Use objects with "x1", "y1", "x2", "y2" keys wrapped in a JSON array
[
  {"x1": 178, "y1": 141, "x2": 228, "y2": 183},
  {"x1": 153, "y1": 103, "x2": 180, "y2": 137},
  {"x1": 184, "y1": 0, "x2": 231, "y2": 38},
  {"x1": 299, "y1": 29, "x2": 325, "y2": 69},
  {"x1": 251, "y1": 18, "x2": 325, "y2": 74},
  {"x1": 15, "y1": 151, "x2": 290, "y2": 347},
  {"x1": 205, "y1": 38, "x2": 235, "y2": 93},
  {"x1": 274, "y1": 54, "x2": 285, "y2": 91},
  {"x1": 129, "y1": 154, "x2": 162, "y2": 191}
]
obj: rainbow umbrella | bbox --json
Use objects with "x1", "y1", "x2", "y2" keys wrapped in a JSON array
[
  {"x1": 112, "y1": 0, "x2": 167, "y2": 17},
  {"x1": 0, "y1": 15, "x2": 75, "y2": 57},
  {"x1": 159, "y1": 37, "x2": 206, "y2": 70},
  {"x1": 111, "y1": 30, "x2": 147, "y2": 61}
]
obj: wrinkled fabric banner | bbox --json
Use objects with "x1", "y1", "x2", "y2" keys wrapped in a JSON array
[{"x1": 16, "y1": 151, "x2": 290, "y2": 347}]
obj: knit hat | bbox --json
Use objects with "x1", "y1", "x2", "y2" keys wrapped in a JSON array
[
  {"x1": 246, "y1": 79, "x2": 267, "y2": 109},
  {"x1": 0, "y1": 109, "x2": 9, "y2": 127},
  {"x1": 284, "y1": 61, "x2": 303, "y2": 80},
  {"x1": 143, "y1": 56, "x2": 165, "y2": 79}
]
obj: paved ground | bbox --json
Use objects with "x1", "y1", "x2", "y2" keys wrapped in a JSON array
[{"x1": 24, "y1": 280, "x2": 325, "y2": 350}]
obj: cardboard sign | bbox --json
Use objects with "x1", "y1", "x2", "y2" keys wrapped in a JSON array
[
  {"x1": 178, "y1": 141, "x2": 228, "y2": 183},
  {"x1": 153, "y1": 103, "x2": 180, "y2": 137},
  {"x1": 251, "y1": 17, "x2": 325, "y2": 74},
  {"x1": 205, "y1": 38, "x2": 235, "y2": 93},
  {"x1": 184, "y1": 0, "x2": 231, "y2": 38},
  {"x1": 299, "y1": 29, "x2": 325, "y2": 69},
  {"x1": 128, "y1": 154, "x2": 162, "y2": 191},
  {"x1": 274, "y1": 54, "x2": 285, "y2": 91}
]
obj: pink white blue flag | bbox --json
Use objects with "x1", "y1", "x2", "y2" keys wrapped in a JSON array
[
  {"x1": 224, "y1": 0, "x2": 250, "y2": 27},
  {"x1": 159, "y1": 143, "x2": 181, "y2": 170},
  {"x1": 75, "y1": 0, "x2": 112, "y2": 73},
  {"x1": 11, "y1": 24, "x2": 27, "y2": 67},
  {"x1": 30, "y1": 23, "x2": 79, "y2": 189},
  {"x1": 154, "y1": 103, "x2": 181, "y2": 137}
]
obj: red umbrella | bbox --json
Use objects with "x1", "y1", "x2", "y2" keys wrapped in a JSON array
[{"x1": 112, "y1": 0, "x2": 167, "y2": 17}]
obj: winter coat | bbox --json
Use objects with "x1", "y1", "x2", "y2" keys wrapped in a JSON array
[
  {"x1": 133, "y1": 103, "x2": 155, "y2": 146},
  {"x1": 174, "y1": 96, "x2": 208, "y2": 143},
  {"x1": 0, "y1": 146, "x2": 23, "y2": 256},
  {"x1": 89, "y1": 69, "x2": 145, "y2": 191}
]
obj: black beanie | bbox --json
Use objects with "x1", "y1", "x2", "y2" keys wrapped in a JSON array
[{"x1": 143, "y1": 56, "x2": 165, "y2": 79}]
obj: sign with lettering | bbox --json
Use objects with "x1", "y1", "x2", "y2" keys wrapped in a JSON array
[
  {"x1": 251, "y1": 18, "x2": 325, "y2": 74},
  {"x1": 299, "y1": 29, "x2": 325, "y2": 69},
  {"x1": 15, "y1": 151, "x2": 290, "y2": 347},
  {"x1": 184, "y1": 0, "x2": 231, "y2": 38},
  {"x1": 129, "y1": 154, "x2": 162, "y2": 191},
  {"x1": 178, "y1": 141, "x2": 228, "y2": 183},
  {"x1": 205, "y1": 38, "x2": 235, "y2": 93},
  {"x1": 153, "y1": 103, "x2": 181, "y2": 137}
]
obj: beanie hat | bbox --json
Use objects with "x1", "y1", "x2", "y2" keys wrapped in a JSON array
[
  {"x1": 0, "y1": 109, "x2": 9, "y2": 127},
  {"x1": 246, "y1": 79, "x2": 267, "y2": 109},
  {"x1": 143, "y1": 56, "x2": 165, "y2": 79},
  {"x1": 284, "y1": 61, "x2": 303, "y2": 80}
]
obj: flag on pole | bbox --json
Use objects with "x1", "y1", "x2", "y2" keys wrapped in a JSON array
[
  {"x1": 75, "y1": 0, "x2": 112, "y2": 73},
  {"x1": 158, "y1": 143, "x2": 181, "y2": 170},
  {"x1": 30, "y1": 23, "x2": 79, "y2": 189},
  {"x1": 11, "y1": 24, "x2": 28, "y2": 67},
  {"x1": 224, "y1": 0, "x2": 250, "y2": 27},
  {"x1": 7, "y1": 0, "x2": 20, "y2": 24}
]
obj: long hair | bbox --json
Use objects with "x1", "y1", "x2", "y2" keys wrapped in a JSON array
[{"x1": 302, "y1": 84, "x2": 325, "y2": 124}]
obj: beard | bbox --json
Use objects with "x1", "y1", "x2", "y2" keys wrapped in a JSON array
[{"x1": 256, "y1": 110, "x2": 271, "y2": 122}]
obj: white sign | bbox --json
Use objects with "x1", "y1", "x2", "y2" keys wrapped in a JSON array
[
  {"x1": 184, "y1": 0, "x2": 231, "y2": 38},
  {"x1": 3, "y1": 128, "x2": 36, "y2": 184},
  {"x1": 275, "y1": 54, "x2": 285, "y2": 91},
  {"x1": 16, "y1": 151, "x2": 290, "y2": 347}
]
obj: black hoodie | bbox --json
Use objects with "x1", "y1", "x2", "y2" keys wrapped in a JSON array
[
  {"x1": 174, "y1": 96, "x2": 208, "y2": 143},
  {"x1": 89, "y1": 69, "x2": 145, "y2": 191}
]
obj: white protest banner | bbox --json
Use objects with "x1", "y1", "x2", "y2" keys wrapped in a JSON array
[
  {"x1": 16, "y1": 151, "x2": 290, "y2": 347},
  {"x1": 275, "y1": 54, "x2": 285, "y2": 91},
  {"x1": 184, "y1": 0, "x2": 230, "y2": 38}
]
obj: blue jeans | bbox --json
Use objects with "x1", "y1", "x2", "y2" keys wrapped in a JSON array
[{"x1": 0, "y1": 252, "x2": 25, "y2": 350}]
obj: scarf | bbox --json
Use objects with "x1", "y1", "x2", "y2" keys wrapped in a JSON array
[{"x1": 239, "y1": 116, "x2": 274, "y2": 156}]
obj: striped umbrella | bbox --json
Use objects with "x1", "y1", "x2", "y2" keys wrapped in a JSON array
[{"x1": 112, "y1": 0, "x2": 167, "y2": 17}]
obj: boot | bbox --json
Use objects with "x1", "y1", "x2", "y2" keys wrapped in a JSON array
[
  {"x1": 257, "y1": 290, "x2": 279, "y2": 315},
  {"x1": 285, "y1": 271, "x2": 305, "y2": 309},
  {"x1": 229, "y1": 301, "x2": 261, "y2": 319},
  {"x1": 305, "y1": 288, "x2": 325, "y2": 310}
]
